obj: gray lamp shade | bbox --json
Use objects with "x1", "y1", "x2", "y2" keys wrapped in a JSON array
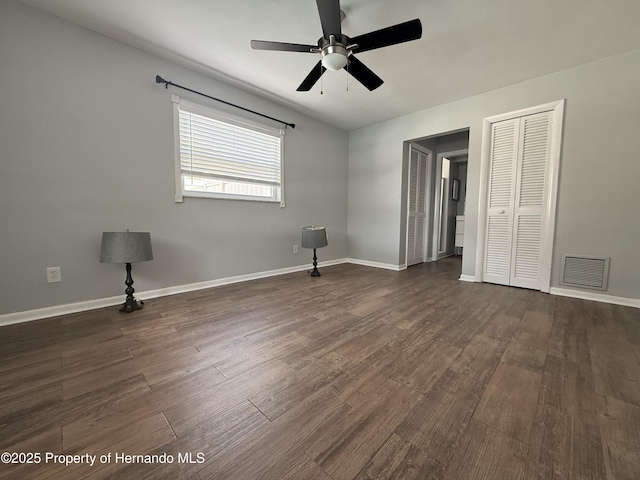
[
  {"x1": 100, "y1": 232, "x2": 153, "y2": 264},
  {"x1": 301, "y1": 226, "x2": 328, "y2": 249}
]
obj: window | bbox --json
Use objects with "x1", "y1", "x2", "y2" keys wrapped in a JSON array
[{"x1": 173, "y1": 97, "x2": 284, "y2": 203}]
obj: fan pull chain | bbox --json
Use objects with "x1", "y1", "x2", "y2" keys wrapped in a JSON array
[
  {"x1": 346, "y1": 62, "x2": 349, "y2": 92},
  {"x1": 320, "y1": 64, "x2": 323, "y2": 95}
]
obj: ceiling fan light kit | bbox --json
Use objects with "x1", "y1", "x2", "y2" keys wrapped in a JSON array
[
  {"x1": 320, "y1": 35, "x2": 350, "y2": 71},
  {"x1": 251, "y1": 0, "x2": 422, "y2": 92}
]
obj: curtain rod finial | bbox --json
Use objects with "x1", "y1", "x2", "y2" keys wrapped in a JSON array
[{"x1": 155, "y1": 75, "x2": 168, "y2": 87}]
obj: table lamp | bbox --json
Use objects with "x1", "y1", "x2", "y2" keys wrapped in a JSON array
[
  {"x1": 100, "y1": 231, "x2": 153, "y2": 313},
  {"x1": 301, "y1": 225, "x2": 328, "y2": 277}
]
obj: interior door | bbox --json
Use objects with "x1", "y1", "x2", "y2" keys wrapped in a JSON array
[
  {"x1": 483, "y1": 118, "x2": 519, "y2": 285},
  {"x1": 483, "y1": 111, "x2": 553, "y2": 289},
  {"x1": 509, "y1": 111, "x2": 552, "y2": 288},
  {"x1": 407, "y1": 145, "x2": 429, "y2": 266}
]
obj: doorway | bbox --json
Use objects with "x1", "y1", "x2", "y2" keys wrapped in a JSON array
[
  {"x1": 433, "y1": 150, "x2": 468, "y2": 261},
  {"x1": 403, "y1": 129, "x2": 470, "y2": 269}
]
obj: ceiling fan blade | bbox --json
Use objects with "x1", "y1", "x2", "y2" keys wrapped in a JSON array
[
  {"x1": 297, "y1": 61, "x2": 327, "y2": 91},
  {"x1": 251, "y1": 40, "x2": 317, "y2": 53},
  {"x1": 350, "y1": 18, "x2": 422, "y2": 53},
  {"x1": 316, "y1": 0, "x2": 342, "y2": 38},
  {"x1": 346, "y1": 55, "x2": 383, "y2": 91}
]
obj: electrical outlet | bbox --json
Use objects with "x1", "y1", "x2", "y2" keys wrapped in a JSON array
[
  {"x1": 47, "y1": 267, "x2": 61, "y2": 283},
  {"x1": 293, "y1": 244, "x2": 299, "y2": 254}
]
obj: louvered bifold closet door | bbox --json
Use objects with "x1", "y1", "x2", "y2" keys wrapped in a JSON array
[
  {"x1": 509, "y1": 111, "x2": 552, "y2": 289},
  {"x1": 407, "y1": 147, "x2": 428, "y2": 266},
  {"x1": 483, "y1": 118, "x2": 520, "y2": 285}
]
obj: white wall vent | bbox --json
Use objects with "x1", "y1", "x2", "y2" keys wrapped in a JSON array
[{"x1": 560, "y1": 255, "x2": 610, "y2": 291}]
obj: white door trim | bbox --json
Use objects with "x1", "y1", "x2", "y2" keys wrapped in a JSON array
[
  {"x1": 475, "y1": 99, "x2": 565, "y2": 292},
  {"x1": 432, "y1": 148, "x2": 468, "y2": 262}
]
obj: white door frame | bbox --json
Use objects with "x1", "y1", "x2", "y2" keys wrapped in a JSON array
[
  {"x1": 474, "y1": 99, "x2": 565, "y2": 292},
  {"x1": 432, "y1": 148, "x2": 468, "y2": 262}
]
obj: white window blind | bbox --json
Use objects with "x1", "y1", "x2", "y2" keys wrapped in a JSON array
[{"x1": 173, "y1": 98, "x2": 284, "y2": 203}]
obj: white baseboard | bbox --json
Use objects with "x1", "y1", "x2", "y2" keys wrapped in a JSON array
[
  {"x1": 458, "y1": 274, "x2": 477, "y2": 283},
  {"x1": 346, "y1": 258, "x2": 405, "y2": 271},
  {"x1": 6, "y1": 260, "x2": 636, "y2": 327},
  {"x1": 0, "y1": 295, "x2": 128, "y2": 328},
  {"x1": 0, "y1": 258, "x2": 348, "y2": 327},
  {"x1": 549, "y1": 287, "x2": 640, "y2": 309}
]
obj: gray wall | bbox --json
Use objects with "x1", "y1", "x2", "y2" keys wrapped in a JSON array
[
  {"x1": 0, "y1": 1, "x2": 349, "y2": 315},
  {"x1": 348, "y1": 47, "x2": 640, "y2": 300},
  {"x1": 436, "y1": 131, "x2": 470, "y2": 154}
]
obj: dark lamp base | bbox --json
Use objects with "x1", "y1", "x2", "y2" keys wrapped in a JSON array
[
  {"x1": 120, "y1": 298, "x2": 144, "y2": 313},
  {"x1": 309, "y1": 248, "x2": 322, "y2": 277},
  {"x1": 119, "y1": 262, "x2": 145, "y2": 313}
]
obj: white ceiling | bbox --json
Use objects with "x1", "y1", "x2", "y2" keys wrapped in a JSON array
[{"x1": 16, "y1": 0, "x2": 640, "y2": 130}]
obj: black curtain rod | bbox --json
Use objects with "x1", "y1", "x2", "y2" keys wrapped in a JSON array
[{"x1": 155, "y1": 75, "x2": 295, "y2": 129}]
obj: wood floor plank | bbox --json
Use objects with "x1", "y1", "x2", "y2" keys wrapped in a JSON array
[
  {"x1": 301, "y1": 379, "x2": 400, "y2": 463},
  {"x1": 0, "y1": 318, "x2": 62, "y2": 356},
  {"x1": 33, "y1": 412, "x2": 176, "y2": 480},
  {"x1": 501, "y1": 331, "x2": 548, "y2": 373},
  {"x1": 478, "y1": 312, "x2": 521, "y2": 343},
  {"x1": 473, "y1": 362, "x2": 542, "y2": 444},
  {"x1": 501, "y1": 310, "x2": 553, "y2": 373},
  {"x1": 538, "y1": 354, "x2": 599, "y2": 423},
  {"x1": 449, "y1": 334, "x2": 507, "y2": 385},
  {"x1": 355, "y1": 433, "x2": 443, "y2": 480},
  {"x1": 590, "y1": 338, "x2": 640, "y2": 407},
  {"x1": 616, "y1": 304, "x2": 640, "y2": 346},
  {"x1": 526, "y1": 404, "x2": 606, "y2": 480},
  {"x1": 275, "y1": 457, "x2": 333, "y2": 480},
  {"x1": 394, "y1": 369, "x2": 483, "y2": 467},
  {"x1": 332, "y1": 323, "x2": 403, "y2": 364},
  {"x1": 140, "y1": 348, "x2": 224, "y2": 386},
  {"x1": 62, "y1": 367, "x2": 223, "y2": 452},
  {"x1": 519, "y1": 310, "x2": 554, "y2": 338},
  {"x1": 308, "y1": 379, "x2": 422, "y2": 480},
  {"x1": 442, "y1": 418, "x2": 528, "y2": 480},
  {"x1": 0, "y1": 374, "x2": 150, "y2": 451},
  {"x1": 432, "y1": 300, "x2": 499, "y2": 349},
  {"x1": 295, "y1": 312, "x2": 361, "y2": 340},
  {"x1": 328, "y1": 345, "x2": 400, "y2": 407},
  {"x1": 597, "y1": 395, "x2": 640, "y2": 480},
  {"x1": 61, "y1": 357, "x2": 142, "y2": 400},
  {"x1": 105, "y1": 401, "x2": 268, "y2": 480},
  {"x1": 61, "y1": 326, "x2": 124, "y2": 352},
  {"x1": 547, "y1": 299, "x2": 592, "y2": 366},
  {"x1": 197, "y1": 388, "x2": 351, "y2": 480},
  {"x1": 249, "y1": 354, "x2": 348, "y2": 421},
  {"x1": 380, "y1": 303, "x2": 437, "y2": 331},
  {"x1": 392, "y1": 340, "x2": 462, "y2": 394},
  {"x1": 0, "y1": 427, "x2": 62, "y2": 480},
  {"x1": 163, "y1": 358, "x2": 292, "y2": 437},
  {"x1": 0, "y1": 381, "x2": 62, "y2": 421}
]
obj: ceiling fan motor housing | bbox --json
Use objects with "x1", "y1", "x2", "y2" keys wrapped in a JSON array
[{"x1": 320, "y1": 34, "x2": 349, "y2": 70}]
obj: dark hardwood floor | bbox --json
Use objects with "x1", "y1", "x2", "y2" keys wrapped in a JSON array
[{"x1": 1, "y1": 257, "x2": 639, "y2": 479}]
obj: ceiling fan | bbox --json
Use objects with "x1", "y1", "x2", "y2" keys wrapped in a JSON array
[{"x1": 250, "y1": 0, "x2": 422, "y2": 92}]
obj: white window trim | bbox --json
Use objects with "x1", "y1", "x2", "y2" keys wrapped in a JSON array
[{"x1": 172, "y1": 95, "x2": 286, "y2": 206}]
